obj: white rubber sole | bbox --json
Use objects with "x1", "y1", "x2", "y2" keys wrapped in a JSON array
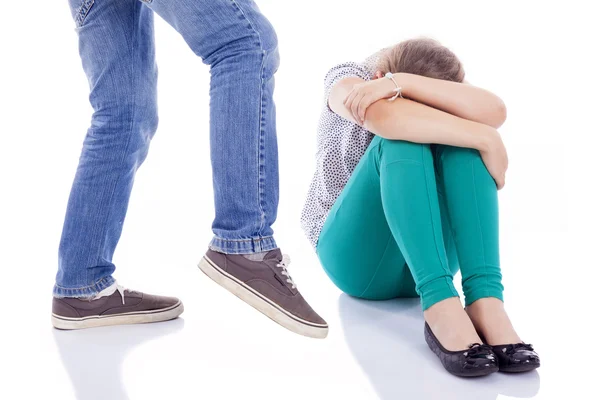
[
  {"x1": 198, "y1": 256, "x2": 328, "y2": 339},
  {"x1": 51, "y1": 301, "x2": 184, "y2": 330}
]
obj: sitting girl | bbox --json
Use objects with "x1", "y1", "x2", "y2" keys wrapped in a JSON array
[{"x1": 301, "y1": 38, "x2": 540, "y2": 377}]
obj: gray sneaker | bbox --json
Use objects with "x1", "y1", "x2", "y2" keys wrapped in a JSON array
[
  {"x1": 51, "y1": 286, "x2": 183, "y2": 330},
  {"x1": 198, "y1": 249, "x2": 328, "y2": 338}
]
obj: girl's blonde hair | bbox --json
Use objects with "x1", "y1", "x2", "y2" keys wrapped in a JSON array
[{"x1": 377, "y1": 38, "x2": 465, "y2": 82}]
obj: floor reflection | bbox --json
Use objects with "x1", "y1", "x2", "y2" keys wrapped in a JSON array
[
  {"x1": 338, "y1": 295, "x2": 540, "y2": 400},
  {"x1": 53, "y1": 318, "x2": 184, "y2": 400}
]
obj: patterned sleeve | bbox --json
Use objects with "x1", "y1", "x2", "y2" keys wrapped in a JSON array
[{"x1": 323, "y1": 62, "x2": 372, "y2": 108}]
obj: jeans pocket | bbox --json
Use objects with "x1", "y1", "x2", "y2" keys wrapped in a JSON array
[{"x1": 69, "y1": 0, "x2": 95, "y2": 28}]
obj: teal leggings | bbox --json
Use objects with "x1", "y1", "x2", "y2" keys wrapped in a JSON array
[{"x1": 316, "y1": 137, "x2": 504, "y2": 310}]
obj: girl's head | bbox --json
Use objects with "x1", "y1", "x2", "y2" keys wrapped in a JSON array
[{"x1": 375, "y1": 38, "x2": 465, "y2": 82}]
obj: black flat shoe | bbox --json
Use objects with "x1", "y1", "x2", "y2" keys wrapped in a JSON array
[
  {"x1": 490, "y1": 343, "x2": 540, "y2": 373},
  {"x1": 424, "y1": 323, "x2": 499, "y2": 377}
]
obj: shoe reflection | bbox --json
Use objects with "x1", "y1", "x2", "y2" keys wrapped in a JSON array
[
  {"x1": 338, "y1": 295, "x2": 540, "y2": 400},
  {"x1": 53, "y1": 318, "x2": 184, "y2": 400}
]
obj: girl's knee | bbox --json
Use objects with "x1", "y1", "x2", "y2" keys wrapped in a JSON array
[
  {"x1": 438, "y1": 145, "x2": 481, "y2": 165},
  {"x1": 321, "y1": 263, "x2": 401, "y2": 301},
  {"x1": 380, "y1": 139, "x2": 431, "y2": 164}
]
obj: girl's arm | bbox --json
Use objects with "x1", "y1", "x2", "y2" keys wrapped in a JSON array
[
  {"x1": 341, "y1": 74, "x2": 506, "y2": 129},
  {"x1": 329, "y1": 77, "x2": 508, "y2": 188},
  {"x1": 397, "y1": 74, "x2": 507, "y2": 129}
]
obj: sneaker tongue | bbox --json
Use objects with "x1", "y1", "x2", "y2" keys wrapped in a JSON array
[{"x1": 263, "y1": 248, "x2": 282, "y2": 261}]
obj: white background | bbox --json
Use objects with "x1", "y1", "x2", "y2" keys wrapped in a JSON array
[{"x1": 1, "y1": 1, "x2": 599, "y2": 399}]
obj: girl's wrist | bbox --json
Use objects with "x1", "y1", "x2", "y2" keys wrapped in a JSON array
[
  {"x1": 392, "y1": 73, "x2": 413, "y2": 97},
  {"x1": 477, "y1": 126, "x2": 500, "y2": 152},
  {"x1": 384, "y1": 72, "x2": 404, "y2": 100}
]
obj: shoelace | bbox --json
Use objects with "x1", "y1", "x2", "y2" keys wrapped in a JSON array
[
  {"x1": 276, "y1": 254, "x2": 296, "y2": 289},
  {"x1": 93, "y1": 282, "x2": 128, "y2": 304},
  {"x1": 115, "y1": 284, "x2": 127, "y2": 305}
]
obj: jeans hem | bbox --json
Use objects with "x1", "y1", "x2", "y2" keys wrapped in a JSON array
[
  {"x1": 209, "y1": 235, "x2": 278, "y2": 254},
  {"x1": 53, "y1": 276, "x2": 116, "y2": 298}
]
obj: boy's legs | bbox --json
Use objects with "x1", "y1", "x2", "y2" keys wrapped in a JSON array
[
  {"x1": 144, "y1": 0, "x2": 280, "y2": 254},
  {"x1": 141, "y1": 0, "x2": 327, "y2": 336},
  {"x1": 52, "y1": 0, "x2": 183, "y2": 329},
  {"x1": 56, "y1": 0, "x2": 158, "y2": 297},
  {"x1": 57, "y1": 0, "x2": 281, "y2": 297},
  {"x1": 55, "y1": 0, "x2": 326, "y2": 334}
]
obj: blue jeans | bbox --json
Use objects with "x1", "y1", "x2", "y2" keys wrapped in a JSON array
[{"x1": 55, "y1": 0, "x2": 280, "y2": 297}]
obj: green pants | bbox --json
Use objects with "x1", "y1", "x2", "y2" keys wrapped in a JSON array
[{"x1": 316, "y1": 137, "x2": 504, "y2": 310}]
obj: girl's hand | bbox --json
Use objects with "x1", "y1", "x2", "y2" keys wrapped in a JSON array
[
  {"x1": 480, "y1": 129, "x2": 508, "y2": 189},
  {"x1": 343, "y1": 75, "x2": 397, "y2": 125}
]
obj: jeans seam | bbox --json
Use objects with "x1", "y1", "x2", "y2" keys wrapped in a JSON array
[
  {"x1": 87, "y1": 3, "x2": 138, "y2": 282},
  {"x1": 54, "y1": 276, "x2": 111, "y2": 290},
  {"x1": 210, "y1": 236, "x2": 277, "y2": 254},
  {"x1": 53, "y1": 276, "x2": 115, "y2": 298},
  {"x1": 75, "y1": 0, "x2": 95, "y2": 28},
  {"x1": 257, "y1": 53, "x2": 267, "y2": 234},
  {"x1": 230, "y1": 0, "x2": 268, "y2": 235},
  {"x1": 231, "y1": 0, "x2": 262, "y2": 46},
  {"x1": 212, "y1": 236, "x2": 274, "y2": 243}
]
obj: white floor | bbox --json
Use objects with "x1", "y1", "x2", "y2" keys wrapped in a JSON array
[
  {"x1": 3, "y1": 227, "x2": 596, "y2": 399},
  {"x1": 2, "y1": 1, "x2": 599, "y2": 399}
]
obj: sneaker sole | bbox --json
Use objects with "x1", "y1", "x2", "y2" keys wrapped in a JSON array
[
  {"x1": 51, "y1": 301, "x2": 184, "y2": 330},
  {"x1": 198, "y1": 256, "x2": 328, "y2": 339}
]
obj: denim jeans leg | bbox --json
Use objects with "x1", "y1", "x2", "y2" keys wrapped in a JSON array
[
  {"x1": 55, "y1": 0, "x2": 158, "y2": 297},
  {"x1": 145, "y1": 0, "x2": 280, "y2": 254}
]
